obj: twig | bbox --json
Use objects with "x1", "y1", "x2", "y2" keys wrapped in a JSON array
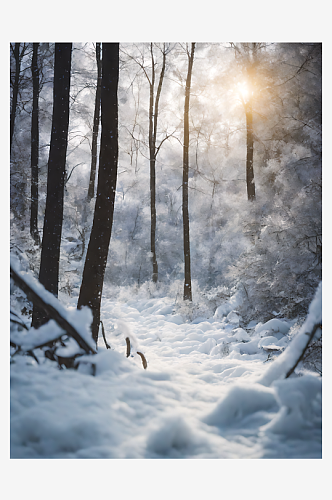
[
  {"x1": 125, "y1": 337, "x2": 147, "y2": 369},
  {"x1": 10, "y1": 311, "x2": 29, "y2": 331},
  {"x1": 137, "y1": 351, "x2": 148, "y2": 369},
  {"x1": 126, "y1": 337, "x2": 131, "y2": 357},
  {"x1": 100, "y1": 320, "x2": 110, "y2": 349}
]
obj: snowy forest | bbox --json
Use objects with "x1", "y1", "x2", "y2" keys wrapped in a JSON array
[{"x1": 10, "y1": 42, "x2": 322, "y2": 460}]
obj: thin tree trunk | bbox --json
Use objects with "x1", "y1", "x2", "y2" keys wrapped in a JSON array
[
  {"x1": 77, "y1": 43, "x2": 119, "y2": 345},
  {"x1": 148, "y1": 44, "x2": 158, "y2": 283},
  {"x1": 88, "y1": 43, "x2": 102, "y2": 200},
  {"x1": 246, "y1": 102, "x2": 255, "y2": 200},
  {"x1": 10, "y1": 43, "x2": 20, "y2": 152},
  {"x1": 183, "y1": 43, "x2": 195, "y2": 301},
  {"x1": 32, "y1": 43, "x2": 72, "y2": 328},
  {"x1": 149, "y1": 43, "x2": 166, "y2": 283},
  {"x1": 30, "y1": 43, "x2": 40, "y2": 245}
]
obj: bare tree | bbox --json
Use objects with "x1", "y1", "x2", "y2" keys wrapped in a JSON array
[
  {"x1": 32, "y1": 43, "x2": 72, "y2": 328},
  {"x1": 183, "y1": 42, "x2": 195, "y2": 301},
  {"x1": 30, "y1": 43, "x2": 40, "y2": 245},
  {"x1": 148, "y1": 43, "x2": 167, "y2": 282},
  {"x1": 77, "y1": 43, "x2": 119, "y2": 345},
  {"x1": 87, "y1": 43, "x2": 102, "y2": 200},
  {"x1": 121, "y1": 43, "x2": 170, "y2": 282},
  {"x1": 10, "y1": 43, "x2": 28, "y2": 152}
]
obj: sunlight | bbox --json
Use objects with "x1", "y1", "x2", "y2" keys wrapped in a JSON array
[{"x1": 237, "y1": 81, "x2": 251, "y2": 102}]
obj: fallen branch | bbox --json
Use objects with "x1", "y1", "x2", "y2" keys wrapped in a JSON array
[{"x1": 10, "y1": 264, "x2": 96, "y2": 355}]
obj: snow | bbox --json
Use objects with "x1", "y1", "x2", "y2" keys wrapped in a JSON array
[
  {"x1": 255, "y1": 318, "x2": 291, "y2": 335},
  {"x1": 258, "y1": 282, "x2": 322, "y2": 387},
  {"x1": 213, "y1": 290, "x2": 243, "y2": 318},
  {"x1": 10, "y1": 280, "x2": 322, "y2": 459},
  {"x1": 232, "y1": 328, "x2": 250, "y2": 342},
  {"x1": 203, "y1": 383, "x2": 277, "y2": 428},
  {"x1": 11, "y1": 320, "x2": 65, "y2": 351},
  {"x1": 10, "y1": 255, "x2": 95, "y2": 351}
]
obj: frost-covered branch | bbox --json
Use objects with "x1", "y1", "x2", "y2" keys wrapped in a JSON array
[
  {"x1": 10, "y1": 258, "x2": 96, "y2": 355},
  {"x1": 259, "y1": 282, "x2": 322, "y2": 386}
]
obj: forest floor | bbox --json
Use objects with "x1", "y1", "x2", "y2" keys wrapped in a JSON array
[{"x1": 10, "y1": 281, "x2": 322, "y2": 459}]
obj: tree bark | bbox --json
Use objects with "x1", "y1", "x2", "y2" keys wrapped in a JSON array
[
  {"x1": 30, "y1": 43, "x2": 40, "y2": 245},
  {"x1": 149, "y1": 44, "x2": 158, "y2": 283},
  {"x1": 183, "y1": 43, "x2": 195, "y2": 301},
  {"x1": 77, "y1": 43, "x2": 119, "y2": 345},
  {"x1": 10, "y1": 43, "x2": 21, "y2": 153},
  {"x1": 32, "y1": 43, "x2": 72, "y2": 328},
  {"x1": 246, "y1": 102, "x2": 255, "y2": 200},
  {"x1": 88, "y1": 43, "x2": 102, "y2": 200},
  {"x1": 149, "y1": 43, "x2": 166, "y2": 283}
]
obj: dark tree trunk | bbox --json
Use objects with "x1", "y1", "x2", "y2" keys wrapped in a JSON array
[
  {"x1": 246, "y1": 103, "x2": 255, "y2": 201},
  {"x1": 10, "y1": 43, "x2": 21, "y2": 152},
  {"x1": 32, "y1": 43, "x2": 72, "y2": 328},
  {"x1": 88, "y1": 43, "x2": 102, "y2": 200},
  {"x1": 149, "y1": 43, "x2": 166, "y2": 283},
  {"x1": 30, "y1": 43, "x2": 40, "y2": 245},
  {"x1": 183, "y1": 43, "x2": 195, "y2": 302},
  {"x1": 148, "y1": 44, "x2": 158, "y2": 283},
  {"x1": 77, "y1": 43, "x2": 119, "y2": 345}
]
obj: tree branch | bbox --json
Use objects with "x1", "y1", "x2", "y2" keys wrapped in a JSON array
[{"x1": 10, "y1": 265, "x2": 96, "y2": 354}]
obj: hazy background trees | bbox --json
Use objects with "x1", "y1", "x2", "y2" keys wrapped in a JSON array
[{"x1": 10, "y1": 41, "x2": 322, "y2": 326}]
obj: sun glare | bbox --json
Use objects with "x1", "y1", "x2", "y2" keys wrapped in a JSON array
[{"x1": 237, "y1": 82, "x2": 250, "y2": 101}]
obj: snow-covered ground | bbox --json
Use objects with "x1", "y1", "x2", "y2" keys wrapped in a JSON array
[{"x1": 10, "y1": 277, "x2": 322, "y2": 459}]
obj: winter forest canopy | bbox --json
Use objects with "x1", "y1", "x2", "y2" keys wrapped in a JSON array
[{"x1": 10, "y1": 42, "x2": 322, "y2": 460}]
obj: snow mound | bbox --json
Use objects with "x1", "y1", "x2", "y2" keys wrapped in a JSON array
[
  {"x1": 196, "y1": 338, "x2": 217, "y2": 354},
  {"x1": 214, "y1": 290, "x2": 243, "y2": 318},
  {"x1": 255, "y1": 318, "x2": 290, "y2": 335},
  {"x1": 227, "y1": 311, "x2": 241, "y2": 325},
  {"x1": 203, "y1": 383, "x2": 277, "y2": 428},
  {"x1": 79, "y1": 349, "x2": 136, "y2": 376},
  {"x1": 232, "y1": 328, "x2": 250, "y2": 342},
  {"x1": 116, "y1": 319, "x2": 139, "y2": 350},
  {"x1": 262, "y1": 375, "x2": 322, "y2": 439},
  {"x1": 258, "y1": 336, "x2": 280, "y2": 348},
  {"x1": 146, "y1": 416, "x2": 207, "y2": 458}
]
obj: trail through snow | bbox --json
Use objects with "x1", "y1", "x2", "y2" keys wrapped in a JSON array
[{"x1": 10, "y1": 285, "x2": 322, "y2": 459}]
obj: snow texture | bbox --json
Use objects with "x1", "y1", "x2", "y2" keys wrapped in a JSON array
[{"x1": 10, "y1": 280, "x2": 322, "y2": 458}]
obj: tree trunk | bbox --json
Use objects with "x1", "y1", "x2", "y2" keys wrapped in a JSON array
[
  {"x1": 148, "y1": 44, "x2": 158, "y2": 283},
  {"x1": 88, "y1": 43, "x2": 102, "y2": 200},
  {"x1": 30, "y1": 43, "x2": 40, "y2": 245},
  {"x1": 183, "y1": 43, "x2": 195, "y2": 301},
  {"x1": 246, "y1": 103, "x2": 255, "y2": 201},
  {"x1": 77, "y1": 43, "x2": 119, "y2": 345},
  {"x1": 10, "y1": 43, "x2": 20, "y2": 153},
  {"x1": 149, "y1": 43, "x2": 166, "y2": 283},
  {"x1": 32, "y1": 43, "x2": 72, "y2": 328}
]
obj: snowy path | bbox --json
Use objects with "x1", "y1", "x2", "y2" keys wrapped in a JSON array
[{"x1": 10, "y1": 291, "x2": 322, "y2": 459}]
